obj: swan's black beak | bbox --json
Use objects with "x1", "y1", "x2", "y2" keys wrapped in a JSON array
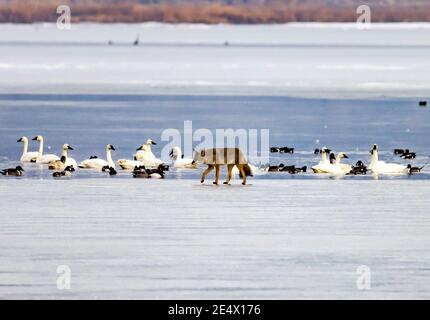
[
  {"x1": 152, "y1": 141, "x2": 157, "y2": 145},
  {"x1": 32, "y1": 137, "x2": 38, "y2": 141},
  {"x1": 136, "y1": 146, "x2": 144, "y2": 151},
  {"x1": 68, "y1": 146, "x2": 74, "y2": 150},
  {"x1": 17, "y1": 138, "x2": 23, "y2": 143},
  {"x1": 111, "y1": 146, "x2": 116, "y2": 151},
  {"x1": 169, "y1": 150, "x2": 173, "y2": 157},
  {"x1": 344, "y1": 155, "x2": 349, "y2": 159}
]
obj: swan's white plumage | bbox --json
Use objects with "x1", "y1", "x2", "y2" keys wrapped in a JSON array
[
  {"x1": 79, "y1": 158, "x2": 110, "y2": 169},
  {"x1": 61, "y1": 144, "x2": 78, "y2": 169},
  {"x1": 79, "y1": 144, "x2": 116, "y2": 170},
  {"x1": 135, "y1": 144, "x2": 164, "y2": 168},
  {"x1": 65, "y1": 158, "x2": 78, "y2": 169},
  {"x1": 170, "y1": 146, "x2": 197, "y2": 169},
  {"x1": 312, "y1": 151, "x2": 351, "y2": 174},
  {"x1": 311, "y1": 147, "x2": 336, "y2": 173},
  {"x1": 33, "y1": 136, "x2": 60, "y2": 164},
  {"x1": 312, "y1": 162, "x2": 345, "y2": 174},
  {"x1": 38, "y1": 154, "x2": 61, "y2": 164},
  {"x1": 118, "y1": 159, "x2": 144, "y2": 170},
  {"x1": 18, "y1": 137, "x2": 38, "y2": 162},
  {"x1": 369, "y1": 144, "x2": 408, "y2": 175},
  {"x1": 335, "y1": 153, "x2": 352, "y2": 173},
  {"x1": 21, "y1": 152, "x2": 39, "y2": 163},
  {"x1": 135, "y1": 139, "x2": 157, "y2": 162}
]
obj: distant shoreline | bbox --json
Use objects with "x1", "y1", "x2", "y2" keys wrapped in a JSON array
[{"x1": 1, "y1": 2, "x2": 430, "y2": 24}]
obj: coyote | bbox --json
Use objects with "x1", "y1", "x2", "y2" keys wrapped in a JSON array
[{"x1": 194, "y1": 148, "x2": 253, "y2": 185}]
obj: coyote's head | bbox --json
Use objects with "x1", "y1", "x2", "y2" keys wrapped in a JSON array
[{"x1": 193, "y1": 149, "x2": 207, "y2": 164}]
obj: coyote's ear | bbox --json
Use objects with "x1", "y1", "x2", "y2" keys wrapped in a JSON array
[{"x1": 201, "y1": 150, "x2": 206, "y2": 157}]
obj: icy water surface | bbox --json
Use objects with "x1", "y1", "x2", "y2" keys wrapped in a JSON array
[
  {"x1": 0, "y1": 94, "x2": 429, "y2": 179},
  {"x1": 0, "y1": 179, "x2": 429, "y2": 299}
]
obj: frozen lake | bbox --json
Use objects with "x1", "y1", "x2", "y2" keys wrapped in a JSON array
[
  {"x1": 0, "y1": 23, "x2": 430, "y2": 98},
  {"x1": 0, "y1": 23, "x2": 430, "y2": 299},
  {"x1": 1, "y1": 179, "x2": 430, "y2": 299}
]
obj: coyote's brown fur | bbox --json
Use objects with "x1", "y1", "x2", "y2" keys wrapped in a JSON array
[{"x1": 194, "y1": 148, "x2": 253, "y2": 185}]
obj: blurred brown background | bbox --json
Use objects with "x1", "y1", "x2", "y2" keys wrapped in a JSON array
[{"x1": 1, "y1": 0, "x2": 430, "y2": 23}]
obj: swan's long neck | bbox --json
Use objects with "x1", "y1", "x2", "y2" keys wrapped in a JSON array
[
  {"x1": 371, "y1": 150, "x2": 378, "y2": 165},
  {"x1": 62, "y1": 148, "x2": 68, "y2": 158},
  {"x1": 22, "y1": 140, "x2": 29, "y2": 155},
  {"x1": 38, "y1": 139, "x2": 44, "y2": 157},
  {"x1": 336, "y1": 157, "x2": 342, "y2": 165},
  {"x1": 106, "y1": 149, "x2": 114, "y2": 166},
  {"x1": 321, "y1": 152, "x2": 327, "y2": 164},
  {"x1": 146, "y1": 143, "x2": 152, "y2": 153},
  {"x1": 175, "y1": 148, "x2": 182, "y2": 159}
]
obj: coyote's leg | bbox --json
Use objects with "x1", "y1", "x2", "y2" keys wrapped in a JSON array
[
  {"x1": 214, "y1": 165, "x2": 220, "y2": 185},
  {"x1": 237, "y1": 164, "x2": 247, "y2": 185},
  {"x1": 224, "y1": 164, "x2": 234, "y2": 185},
  {"x1": 201, "y1": 165, "x2": 214, "y2": 183}
]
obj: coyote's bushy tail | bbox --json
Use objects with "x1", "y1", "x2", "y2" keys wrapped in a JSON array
[
  {"x1": 239, "y1": 164, "x2": 254, "y2": 178},
  {"x1": 244, "y1": 164, "x2": 254, "y2": 177}
]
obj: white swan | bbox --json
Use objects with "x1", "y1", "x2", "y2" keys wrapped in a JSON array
[
  {"x1": 134, "y1": 139, "x2": 157, "y2": 161},
  {"x1": 170, "y1": 146, "x2": 197, "y2": 169},
  {"x1": 311, "y1": 147, "x2": 334, "y2": 173},
  {"x1": 319, "y1": 147, "x2": 330, "y2": 165},
  {"x1": 312, "y1": 162, "x2": 344, "y2": 174},
  {"x1": 79, "y1": 144, "x2": 116, "y2": 170},
  {"x1": 335, "y1": 152, "x2": 352, "y2": 173},
  {"x1": 118, "y1": 159, "x2": 144, "y2": 170},
  {"x1": 312, "y1": 151, "x2": 351, "y2": 174},
  {"x1": 17, "y1": 136, "x2": 38, "y2": 163},
  {"x1": 369, "y1": 144, "x2": 408, "y2": 175},
  {"x1": 135, "y1": 144, "x2": 164, "y2": 168},
  {"x1": 32, "y1": 136, "x2": 60, "y2": 164},
  {"x1": 61, "y1": 144, "x2": 78, "y2": 169},
  {"x1": 48, "y1": 144, "x2": 78, "y2": 170}
]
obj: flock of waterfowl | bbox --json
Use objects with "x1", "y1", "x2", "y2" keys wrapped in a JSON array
[
  {"x1": 271, "y1": 145, "x2": 424, "y2": 175},
  {"x1": 0, "y1": 135, "x2": 426, "y2": 180},
  {"x1": 5, "y1": 136, "x2": 178, "y2": 179}
]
